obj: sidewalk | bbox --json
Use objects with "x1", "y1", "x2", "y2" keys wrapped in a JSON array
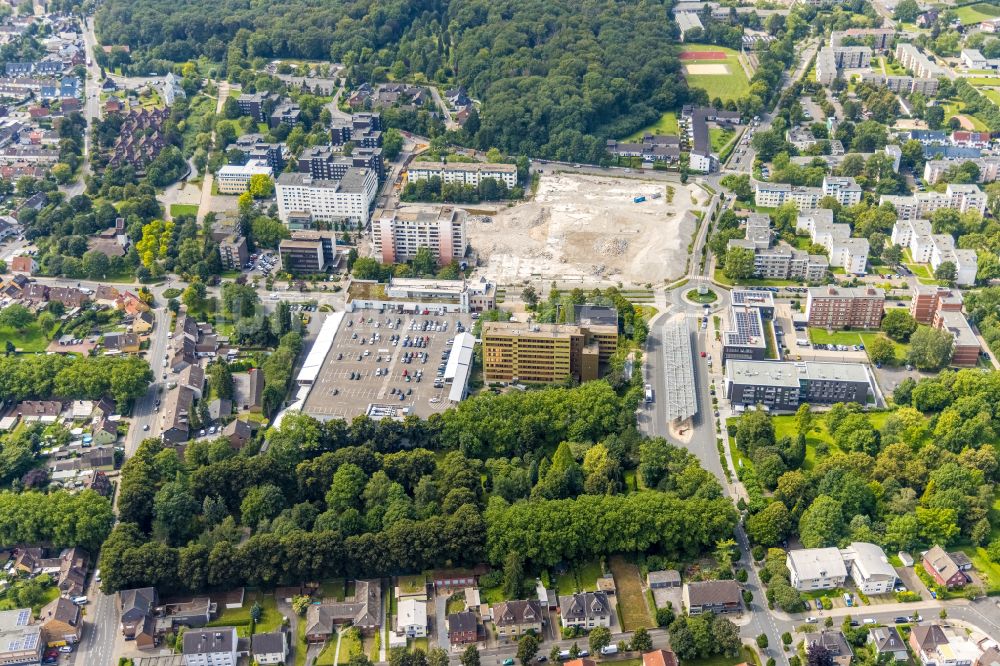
[{"x1": 770, "y1": 598, "x2": 950, "y2": 623}]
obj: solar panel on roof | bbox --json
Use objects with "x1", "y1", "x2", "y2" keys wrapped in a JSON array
[{"x1": 15, "y1": 610, "x2": 28, "y2": 626}]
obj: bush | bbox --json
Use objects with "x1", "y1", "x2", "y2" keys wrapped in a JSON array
[
  {"x1": 987, "y1": 538, "x2": 1000, "y2": 563},
  {"x1": 736, "y1": 569, "x2": 749, "y2": 583},
  {"x1": 752, "y1": 545, "x2": 766, "y2": 561},
  {"x1": 821, "y1": 597, "x2": 832, "y2": 610},
  {"x1": 743, "y1": 590, "x2": 753, "y2": 604},
  {"x1": 895, "y1": 591, "x2": 921, "y2": 603},
  {"x1": 655, "y1": 606, "x2": 675, "y2": 627}
]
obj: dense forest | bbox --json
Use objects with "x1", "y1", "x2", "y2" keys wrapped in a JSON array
[
  {"x1": 97, "y1": 381, "x2": 737, "y2": 595},
  {"x1": 95, "y1": 0, "x2": 689, "y2": 162}
]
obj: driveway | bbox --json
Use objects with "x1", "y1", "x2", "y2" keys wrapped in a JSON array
[{"x1": 435, "y1": 594, "x2": 450, "y2": 650}]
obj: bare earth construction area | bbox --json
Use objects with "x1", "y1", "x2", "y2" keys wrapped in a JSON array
[{"x1": 469, "y1": 172, "x2": 703, "y2": 286}]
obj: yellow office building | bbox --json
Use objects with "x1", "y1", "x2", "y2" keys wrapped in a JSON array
[{"x1": 482, "y1": 320, "x2": 618, "y2": 383}]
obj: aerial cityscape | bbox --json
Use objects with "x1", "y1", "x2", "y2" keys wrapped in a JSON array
[{"x1": 1, "y1": 0, "x2": 1000, "y2": 665}]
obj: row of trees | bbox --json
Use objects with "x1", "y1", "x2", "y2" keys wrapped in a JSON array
[
  {"x1": 0, "y1": 490, "x2": 114, "y2": 552},
  {"x1": 101, "y1": 378, "x2": 731, "y2": 594},
  {"x1": 0, "y1": 354, "x2": 153, "y2": 406}
]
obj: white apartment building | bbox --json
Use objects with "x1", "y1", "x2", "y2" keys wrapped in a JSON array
[
  {"x1": 895, "y1": 43, "x2": 948, "y2": 79},
  {"x1": 215, "y1": 161, "x2": 273, "y2": 195},
  {"x1": 372, "y1": 207, "x2": 467, "y2": 265},
  {"x1": 787, "y1": 547, "x2": 848, "y2": 590},
  {"x1": 405, "y1": 161, "x2": 518, "y2": 189},
  {"x1": 923, "y1": 157, "x2": 1000, "y2": 184},
  {"x1": 880, "y1": 184, "x2": 987, "y2": 221},
  {"x1": 796, "y1": 208, "x2": 870, "y2": 274},
  {"x1": 891, "y1": 219, "x2": 979, "y2": 286},
  {"x1": 841, "y1": 542, "x2": 898, "y2": 594},
  {"x1": 275, "y1": 168, "x2": 378, "y2": 227},
  {"x1": 754, "y1": 177, "x2": 861, "y2": 209},
  {"x1": 183, "y1": 628, "x2": 239, "y2": 666}
]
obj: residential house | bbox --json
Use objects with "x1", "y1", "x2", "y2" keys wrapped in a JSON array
[
  {"x1": 682, "y1": 580, "x2": 742, "y2": 615},
  {"x1": 17, "y1": 401, "x2": 62, "y2": 423},
  {"x1": 559, "y1": 592, "x2": 611, "y2": 630},
  {"x1": 564, "y1": 660, "x2": 597, "y2": 666},
  {"x1": 396, "y1": 599, "x2": 427, "y2": 638},
  {"x1": 207, "y1": 398, "x2": 232, "y2": 423},
  {"x1": 448, "y1": 612, "x2": 478, "y2": 646},
  {"x1": 90, "y1": 419, "x2": 117, "y2": 446},
  {"x1": 93, "y1": 397, "x2": 116, "y2": 421},
  {"x1": 10, "y1": 255, "x2": 35, "y2": 274},
  {"x1": 39, "y1": 597, "x2": 81, "y2": 647},
  {"x1": 643, "y1": 650, "x2": 679, "y2": 666},
  {"x1": 133, "y1": 311, "x2": 154, "y2": 334},
  {"x1": 13, "y1": 547, "x2": 43, "y2": 574},
  {"x1": 910, "y1": 624, "x2": 979, "y2": 666},
  {"x1": 432, "y1": 569, "x2": 482, "y2": 591},
  {"x1": 251, "y1": 631, "x2": 288, "y2": 665},
  {"x1": 116, "y1": 291, "x2": 149, "y2": 316},
  {"x1": 869, "y1": 626, "x2": 908, "y2": 662},
  {"x1": 492, "y1": 600, "x2": 542, "y2": 639},
  {"x1": 304, "y1": 580, "x2": 381, "y2": 642},
  {"x1": 55, "y1": 547, "x2": 88, "y2": 597},
  {"x1": 103, "y1": 332, "x2": 140, "y2": 354},
  {"x1": 221, "y1": 419, "x2": 255, "y2": 449},
  {"x1": 84, "y1": 470, "x2": 112, "y2": 496},
  {"x1": 165, "y1": 597, "x2": 214, "y2": 629},
  {"x1": 234, "y1": 368, "x2": 264, "y2": 412},
  {"x1": 647, "y1": 570, "x2": 681, "y2": 589},
  {"x1": 94, "y1": 285, "x2": 120, "y2": 306},
  {"x1": 48, "y1": 286, "x2": 89, "y2": 308},
  {"x1": 922, "y1": 546, "x2": 968, "y2": 589},
  {"x1": 161, "y1": 386, "x2": 194, "y2": 444},
  {"x1": 786, "y1": 547, "x2": 848, "y2": 591},
  {"x1": 805, "y1": 631, "x2": 854, "y2": 666},
  {"x1": 182, "y1": 626, "x2": 238, "y2": 666},
  {"x1": 119, "y1": 587, "x2": 158, "y2": 648},
  {"x1": 841, "y1": 542, "x2": 897, "y2": 594}
]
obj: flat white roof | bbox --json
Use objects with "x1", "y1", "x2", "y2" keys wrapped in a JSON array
[
  {"x1": 787, "y1": 547, "x2": 848, "y2": 581},
  {"x1": 297, "y1": 311, "x2": 344, "y2": 384},
  {"x1": 218, "y1": 163, "x2": 273, "y2": 177},
  {"x1": 446, "y1": 332, "x2": 475, "y2": 403}
]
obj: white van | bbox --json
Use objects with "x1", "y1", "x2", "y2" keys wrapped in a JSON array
[
  {"x1": 72, "y1": 596, "x2": 88, "y2": 605},
  {"x1": 601, "y1": 646, "x2": 619, "y2": 656}
]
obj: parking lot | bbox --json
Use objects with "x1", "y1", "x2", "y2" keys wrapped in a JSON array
[{"x1": 302, "y1": 310, "x2": 474, "y2": 420}]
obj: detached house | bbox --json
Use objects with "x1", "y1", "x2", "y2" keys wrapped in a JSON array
[
  {"x1": 119, "y1": 587, "x2": 158, "y2": 649},
  {"x1": 448, "y1": 611, "x2": 478, "y2": 646},
  {"x1": 805, "y1": 631, "x2": 854, "y2": 666},
  {"x1": 869, "y1": 626, "x2": 908, "y2": 662},
  {"x1": 922, "y1": 546, "x2": 968, "y2": 589},
  {"x1": 251, "y1": 631, "x2": 288, "y2": 665},
  {"x1": 683, "y1": 580, "x2": 742, "y2": 615},
  {"x1": 492, "y1": 599, "x2": 542, "y2": 639},
  {"x1": 559, "y1": 592, "x2": 611, "y2": 630},
  {"x1": 39, "y1": 597, "x2": 81, "y2": 647}
]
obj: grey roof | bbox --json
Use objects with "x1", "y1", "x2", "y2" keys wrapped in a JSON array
[
  {"x1": 448, "y1": 611, "x2": 477, "y2": 634},
  {"x1": 787, "y1": 548, "x2": 848, "y2": 581},
  {"x1": 560, "y1": 591, "x2": 610, "y2": 622},
  {"x1": 870, "y1": 627, "x2": 906, "y2": 654},
  {"x1": 493, "y1": 599, "x2": 542, "y2": 626},
  {"x1": 183, "y1": 627, "x2": 236, "y2": 655},
  {"x1": 574, "y1": 304, "x2": 619, "y2": 327},
  {"x1": 251, "y1": 631, "x2": 286, "y2": 656},
  {"x1": 663, "y1": 320, "x2": 697, "y2": 422},
  {"x1": 805, "y1": 631, "x2": 853, "y2": 657},
  {"x1": 119, "y1": 587, "x2": 157, "y2": 623},
  {"x1": 647, "y1": 570, "x2": 680, "y2": 584},
  {"x1": 685, "y1": 580, "x2": 741, "y2": 606}
]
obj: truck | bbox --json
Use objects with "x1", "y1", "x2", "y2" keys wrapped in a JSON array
[
  {"x1": 633, "y1": 195, "x2": 646, "y2": 203},
  {"x1": 644, "y1": 384, "x2": 654, "y2": 403}
]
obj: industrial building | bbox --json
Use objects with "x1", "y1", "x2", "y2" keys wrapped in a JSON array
[
  {"x1": 724, "y1": 360, "x2": 874, "y2": 411},
  {"x1": 372, "y1": 207, "x2": 467, "y2": 265},
  {"x1": 722, "y1": 289, "x2": 777, "y2": 365},
  {"x1": 482, "y1": 313, "x2": 618, "y2": 384},
  {"x1": 806, "y1": 286, "x2": 885, "y2": 330}
]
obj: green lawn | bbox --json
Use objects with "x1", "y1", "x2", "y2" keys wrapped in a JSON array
[
  {"x1": 858, "y1": 331, "x2": 909, "y2": 366},
  {"x1": 682, "y1": 647, "x2": 760, "y2": 666},
  {"x1": 686, "y1": 288, "x2": 718, "y2": 303},
  {"x1": 446, "y1": 595, "x2": 466, "y2": 614},
  {"x1": 207, "y1": 591, "x2": 281, "y2": 637},
  {"x1": 965, "y1": 77, "x2": 1000, "y2": 86},
  {"x1": 170, "y1": 204, "x2": 199, "y2": 218},
  {"x1": 295, "y1": 619, "x2": 308, "y2": 666},
  {"x1": 622, "y1": 111, "x2": 680, "y2": 141},
  {"x1": 0, "y1": 584, "x2": 59, "y2": 613},
  {"x1": 338, "y1": 630, "x2": 363, "y2": 664},
  {"x1": 480, "y1": 584, "x2": 505, "y2": 605},
  {"x1": 709, "y1": 127, "x2": 735, "y2": 152},
  {"x1": 959, "y1": 545, "x2": 1000, "y2": 594},
  {"x1": 982, "y1": 89, "x2": 1000, "y2": 106},
  {"x1": 954, "y1": 2, "x2": 1000, "y2": 24},
  {"x1": 410, "y1": 637, "x2": 428, "y2": 652},
  {"x1": 397, "y1": 575, "x2": 425, "y2": 596},
  {"x1": 576, "y1": 559, "x2": 603, "y2": 592},
  {"x1": 807, "y1": 328, "x2": 867, "y2": 346},
  {"x1": 0, "y1": 324, "x2": 50, "y2": 352},
  {"x1": 712, "y1": 268, "x2": 800, "y2": 288},
  {"x1": 682, "y1": 45, "x2": 751, "y2": 102},
  {"x1": 554, "y1": 570, "x2": 577, "y2": 596}
]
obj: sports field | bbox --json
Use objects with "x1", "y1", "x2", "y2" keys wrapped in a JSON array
[
  {"x1": 680, "y1": 45, "x2": 750, "y2": 102},
  {"x1": 954, "y1": 2, "x2": 1000, "y2": 25}
]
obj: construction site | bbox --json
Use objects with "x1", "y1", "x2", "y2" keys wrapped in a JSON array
[{"x1": 467, "y1": 171, "x2": 705, "y2": 287}]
